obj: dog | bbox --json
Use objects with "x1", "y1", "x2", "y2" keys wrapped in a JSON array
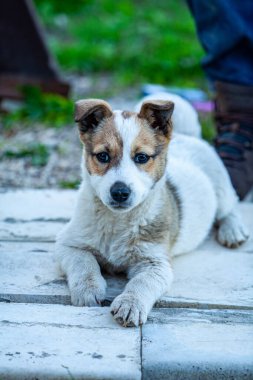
[{"x1": 56, "y1": 93, "x2": 249, "y2": 327}]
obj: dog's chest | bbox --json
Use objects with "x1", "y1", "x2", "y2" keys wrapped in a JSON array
[
  {"x1": 83, "y1": 208, "x2": 140, "y2": 269},
  {"x1": 82, "y1": 206, "x2": 148, "y2": 270}
]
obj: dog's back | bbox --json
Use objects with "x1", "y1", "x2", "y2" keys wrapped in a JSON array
[{"x1": 136, "y1": 93, "x2": 242, "y2": 255}]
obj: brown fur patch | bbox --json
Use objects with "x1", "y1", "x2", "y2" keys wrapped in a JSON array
[
  {"x1": 132, "y1": 117, "x2": 170, "y2": 182},
  {"x1": 75, "y1": 99, "x2": 113, "y2": 134},
  {"x1": 80, "y1": 116, "x2": 123, "y2": 176}
]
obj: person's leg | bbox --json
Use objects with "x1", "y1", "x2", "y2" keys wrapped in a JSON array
[
  {"x1": 187, "y1": 0, "x2": 253, "y2": 85},
  {"x1": 187, "y1": 0, "x2": 253, "y2": 199}
]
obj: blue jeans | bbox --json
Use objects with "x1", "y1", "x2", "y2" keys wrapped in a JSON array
[{"x1": 187, "y1": 0, "x2": 253, "y2": 86}]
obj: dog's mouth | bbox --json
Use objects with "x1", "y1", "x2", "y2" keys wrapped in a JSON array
[{"x1": 109, "y1": 201, "x2": 132, "y2": 211}]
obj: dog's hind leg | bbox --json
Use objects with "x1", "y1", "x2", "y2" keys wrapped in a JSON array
[
  {"x1": 185, "y1": 137, "x2": 250, "y2": 248},
  {"x1": 203, "y1": 146, "x2": 250, "y2": 248},
  {"x1": 216, "y1": 209, "x2": 249, "y2": 248}
]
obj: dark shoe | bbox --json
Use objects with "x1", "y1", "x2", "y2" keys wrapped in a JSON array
[{"x1": 214, "y1": 81, "x2": 253, "y2": 200}]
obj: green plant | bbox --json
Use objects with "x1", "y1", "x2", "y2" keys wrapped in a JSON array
[
  {"x1": 59, "y1": 180, "x2": 80, "y2": 189},
  {"x1": 1, "y1": 86, "x2": 73, "y2": 129},
  {"x1": 199, "y1": 113, "x2": 216, "y2": 143},
  {"x1": 34, "y1": 0, "x2": 205, "y2": 87},
  {"x1": 1, "y1": 143, "x2": 50, "y2": 166}
]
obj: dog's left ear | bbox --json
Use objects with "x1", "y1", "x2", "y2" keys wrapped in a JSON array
[
  {"x1": 75, "y1": 99, "x2": 113, "y2": 134},
  {"x1": 138, "y1": 100, "x2": 174, "y2": 137}
]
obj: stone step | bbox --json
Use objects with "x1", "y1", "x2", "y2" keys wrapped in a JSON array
[
  {"x1": 0, "y1": 241, "x2": 126, "y2": 305},
  {"x1": 1, "y1": 190, "x2": 252, "y2": 244},
  {"x1": 0, "y1": 189, "x2": 253, "y2": 379},
  {"x1": 142, "y1": 308, "x2": 253, "y2": 379},
  {"x1": 0, "y1": 303, "x2": 141, "y2": 380},
  {"x1": 1, "y1": 240, "x2": 252, "y2": 309},
  {"x1": 0, "y1": 189, "x2": 76, "y2": 220},
  {"x1": 1, "y1": 303, "x2": 252, "y2": 379},
  {"x1": 0, "y1": 189, "x2": 75, "y2": 242}
]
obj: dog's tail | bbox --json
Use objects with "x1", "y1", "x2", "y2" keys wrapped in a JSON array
[{"x1": 135, "y1": 92, "x2": 201, "y2": 138}]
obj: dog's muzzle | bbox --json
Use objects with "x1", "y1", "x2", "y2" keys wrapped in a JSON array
[{"x1": 110, "y1": 181, "x2": 131, "y2": 204}]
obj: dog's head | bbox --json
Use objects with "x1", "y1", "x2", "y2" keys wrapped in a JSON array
[{"x1": 75, "y1": 98, "x2": 174, "y2": 212}]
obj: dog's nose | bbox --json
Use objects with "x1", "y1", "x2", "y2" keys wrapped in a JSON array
[{"x1": 110, "y1": 182, "x2": 131, "y2": 203}]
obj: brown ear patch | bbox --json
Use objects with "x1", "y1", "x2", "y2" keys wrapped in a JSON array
[
  {"x1": 75, "y1": 99, "x2": 113, "y2": 134},
  {"x1": 138, "y1": 100, "x2": 174, "y2": 138}
]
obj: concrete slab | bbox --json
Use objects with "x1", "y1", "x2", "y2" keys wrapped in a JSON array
[
  {"x1": 0, "y1": 241, "x2": 126, "y2": 305},
  {"x1": 0, "y1": 189, "x2": 76, "y2": 242},
  {"x1": 162, "y1": 246, "x2": 253, "y2": 309},
  {"x1": 142, "y1": 308, "x2": 253, "y2": 379},
  {"x1": 0, "y1": 241, "x2": 69, "y2": 304},
  {"x1": 1, "y1": 189, "x2": 252, "y2": 245},
  {"x1": 1, "y1": 240, "x2": 253, "y2": 309},
  {"x1": 0, "y1": 303, "x2": 141, "y2": 380},
  {"x1": 0, "y1": 189, "x2": 76, "y2": 220},
  {"x1": 0, "y1": 221, "x2": 65, "y2": 242}
]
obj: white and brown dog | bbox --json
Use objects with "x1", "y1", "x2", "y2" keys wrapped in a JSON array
[{"x1": 56, "y1": 93, "x2": 249, "y2": 327}]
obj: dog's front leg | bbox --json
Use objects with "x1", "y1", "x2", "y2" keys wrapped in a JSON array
[
  {"x1": 56, "y1": 244, "x2": 106, "y2": 307},
  {"x1": 110, "y1": 246, "x2": 173, "y2": 327}
]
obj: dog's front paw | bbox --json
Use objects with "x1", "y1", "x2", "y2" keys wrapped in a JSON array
[
  {"x1": 110, "y1": 293, "x2": 148, "y2": 327},
  {"x1": 70, "y1": 275, "x2": 106, "y2": 307},
  {"x1": 217, "y1": 214, "x2": 249, "y2": 248}
]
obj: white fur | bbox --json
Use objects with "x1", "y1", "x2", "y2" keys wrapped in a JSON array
[{"x1": 56, "y1": 95, "x2": 249, "y2": 327}]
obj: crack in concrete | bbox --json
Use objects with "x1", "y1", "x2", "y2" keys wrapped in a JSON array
[
  {"x1": 3, "y1": 217, "x2": 69, "y2": 223},
  {"x1": 0, "y1": 320, "x2": 121, "y2": 330}
]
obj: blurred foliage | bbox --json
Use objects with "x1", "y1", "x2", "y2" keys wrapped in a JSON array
[
  {"x1": 2, "y1": 86, "x2": 73, "y2": 129},
  {"x1": 1, "y1": 1, "x2": 214, "y2": 143},
  {"x1": 1, "y1": 143, "x2": 49, "y2": 166},
  {"x1": 199, "y1": 113, "x2": 216, "y2": 143},
  {"x1": 59, "y1": 180, "x2": 81, "y2": 189},
  {"x1": 34, "y1": 0, "x2": 205, "y2": 87}
]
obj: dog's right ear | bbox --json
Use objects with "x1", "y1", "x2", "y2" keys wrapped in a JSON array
[{"x1": 75, "y1": 99, "x2": 113, "y2": 134}]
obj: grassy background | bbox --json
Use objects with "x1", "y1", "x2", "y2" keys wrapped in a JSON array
[
  {"x1": 0, "y1": 1, "x2": 215, "y2": 188},
  {"x1": 2, "y1": 1, "x2": 215, "y2": 140},
  {"x1": 34, "y1": 0, "x2": 205, "y2": 88}
]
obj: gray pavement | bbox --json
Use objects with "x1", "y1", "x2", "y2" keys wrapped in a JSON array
[{"x1": 0, "y1": 189, "x2": 253, "y2": 379}]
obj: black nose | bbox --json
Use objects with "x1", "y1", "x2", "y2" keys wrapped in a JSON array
[{"x1": 110, "y1": 182, "x2": 131, "y2": 203}]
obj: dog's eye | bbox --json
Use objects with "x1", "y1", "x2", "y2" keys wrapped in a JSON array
[
  {"x1": 96, "y1": 152, "x2": 110, "y2": 163},
  {"x1": 134, "y1": 153, "x2": 150, "y2": 164}
]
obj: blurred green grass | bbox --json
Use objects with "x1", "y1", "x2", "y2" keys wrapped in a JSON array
[
  {"x1": 1, "y1": 143, "x2": 49, "y2": 166},
  {"x1": 2, "y1": 86, "x2": 73, "y2": 129},
  {"x1": 1, "y1": 1, "x2": 215, "y2": 141},
  {"x1": 34, "y1": 0, "x2": 205, "y2": 87}
]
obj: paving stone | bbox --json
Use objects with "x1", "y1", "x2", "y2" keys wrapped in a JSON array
[
  {"x1": 0, "y1": 189, "x2": 76, "y2": 242},
  {"x1": 0, "y1": 189, "x2": 76, "y2": 220},
  {"x1": 0, "y1": 303, "x2": 141, "y2": 380},
  {"x1": 0, "y1": 241, "x2": 68, "y2": 304},
  {"x1": 0, "y1": 241, "x2": 125, "y2": 305},
  {"x1": 0, "y1": 221, "x2": 65, "y2": 242},
  {"x1": 142, "y1": 308, "x2": 253, "y2": 379},
  {"x1": 1, "y1": 240, "x2": 253, "y2": 309},
  {"x1": 1, "y1": 190, "x2": 252, "y2": 245},
  {"x1": 162, "y1": 245, "x2": 253, "y2": 309},
  {"x1": 0, "y1": 190, "x2": 252, "y2": 308}
]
